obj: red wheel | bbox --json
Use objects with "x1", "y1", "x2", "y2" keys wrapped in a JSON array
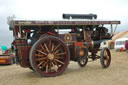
[
  {"x1": 100, "y1": 48, "x2": 111, "y2": 68},
  {"x1": 29, "y1": 36, "x2": 70, "y2": 77}
]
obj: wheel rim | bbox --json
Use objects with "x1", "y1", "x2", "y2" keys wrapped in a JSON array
[{"x1": 31, "y1": 37, "x2": 69, "y2": 76}]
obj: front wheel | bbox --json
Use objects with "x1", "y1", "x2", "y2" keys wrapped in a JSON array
[
  {"x1": 29, "y1": 36, "x2": 70, "y2": 77},
  {"x1": 100, "y1": 48, "x2": 111, "y2": 68}
]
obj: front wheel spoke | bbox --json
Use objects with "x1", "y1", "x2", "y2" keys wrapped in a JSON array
[
  {"x1": 56, "y1": 52, "x2": 65, "y2": 56},
  {"x1": 54, "y1": 59, "x2": 64, "y2": 65},
  {"x1": 106, "y1": 55, "x2": 109, "y2": 60},
  {"x1": 44, "y1": 43, "x2": 50, "y2": 52},
  {"x1": 104, "y1": 50, "x2": 107, "y2": 56},
  {"x1": 37, "y1": 50, "x2": 47, "y2": 55},
  {"x1": 104, "y1": 59, "x2": 108, "y2": 65}
]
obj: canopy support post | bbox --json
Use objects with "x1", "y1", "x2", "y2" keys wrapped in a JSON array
[
  {"x1": 111, "y1": 24, "x2": 113, "y2": 36},
  {"x1": 113, "y1": 24, "x2": 118, "y2": 34}
]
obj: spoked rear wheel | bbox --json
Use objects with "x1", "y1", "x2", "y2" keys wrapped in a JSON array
[
  {"x1": 100, "y1": 48, "x2": 111, "y2": 68},
  {"x1": 29, "y1": 36, "x2": 70, "y2": 77}
]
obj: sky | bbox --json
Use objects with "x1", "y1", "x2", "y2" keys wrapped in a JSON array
[{"x1": 0, "y1": 0, "x2": 128, "y2": 47}]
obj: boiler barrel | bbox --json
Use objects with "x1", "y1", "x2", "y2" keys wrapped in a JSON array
[
  {"x1": 86, "y1": 40, "x2": 107, "y2": 49},
  {"x1": 63, "y1": 14, "x2": 97, "y2": 19}
]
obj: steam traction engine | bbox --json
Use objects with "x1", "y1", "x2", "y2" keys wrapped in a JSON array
[{"x1": 8, "y1": 14, "x2": 120, "y2": 77}]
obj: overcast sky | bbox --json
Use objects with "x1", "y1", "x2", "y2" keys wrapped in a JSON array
[{"x1": 0, "y1": 0, "x2": 128, "y2": 47}]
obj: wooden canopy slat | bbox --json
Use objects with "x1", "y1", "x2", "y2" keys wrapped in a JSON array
[{"x1": 14, "y1": 20, "x2": 120, "y2": 26}]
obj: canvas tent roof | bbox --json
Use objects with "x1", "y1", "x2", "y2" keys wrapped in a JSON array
[
  {"x1": 110, "y1": 31, "x2": 128, "y2": 42},
  {"x1": 0, "y1": 46, "x2": 7, "y2": 51}
]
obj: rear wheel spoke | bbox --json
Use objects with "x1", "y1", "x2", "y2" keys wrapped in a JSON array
[
  {"x1": 56, "y1": 52, "x2": 65, "y2": 56},
  {"x1": 35, "y1": 54, "x2": 45, "y2": 57},
  {"x1": 49, "y1": 62, "x2": 52, "y2": 72},
  {"x1": 51, "y1": 42, "x2": 54, "y2": 51},
  {"x1": 54, "y1": 59, "x2": 64, "y2": 65},
  {"x1": 53, "y1": 60, "x2": 59, "y2": 69},
  {"x1": 44, "y1": 43, "x2": 49, "y2": 52},
  {"x1": 54, "y1": 44, "x2": 61, "y2": 51},
  {"x1": 40, "y1": 44, "x2": 45, "y2": 51},
  {"x1": 49, "y1": 40, "x2": 51, "y2": 50},
  {"x1": 46, "y1": 64, "x2": 48, "y2": 73},
  {"x1": 55, "y1": 56, "x2": 63, "y2": 59},
  {"x1": 42, "y1": 61, "x2": 47, "y2": 67},
  {"x1": 52, "y1": 62, "x2": 57, "y2": 72},
  {"x1": 37, "y1": 50, "x2": 47, "y2": 55},
  {"x1": 36, "y1": 57, "x2": 47, "y2": 61},
  {"x1": 54, "y1": 49, "x2": 60, "y2": 54},
  {"x1": 37, "y1": 61, "x2": 44, "y2": 67}
]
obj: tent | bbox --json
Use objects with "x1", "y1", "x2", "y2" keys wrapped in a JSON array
[
  {"x1": 109, "y1": 31, "x2": 128, "y2": 49},
  {"x1": 0, "y1": 46, "x2": 8, "y2": 51},
  {"x1": 0, "y1": 47, "x2": 2, "y2": 55}
]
